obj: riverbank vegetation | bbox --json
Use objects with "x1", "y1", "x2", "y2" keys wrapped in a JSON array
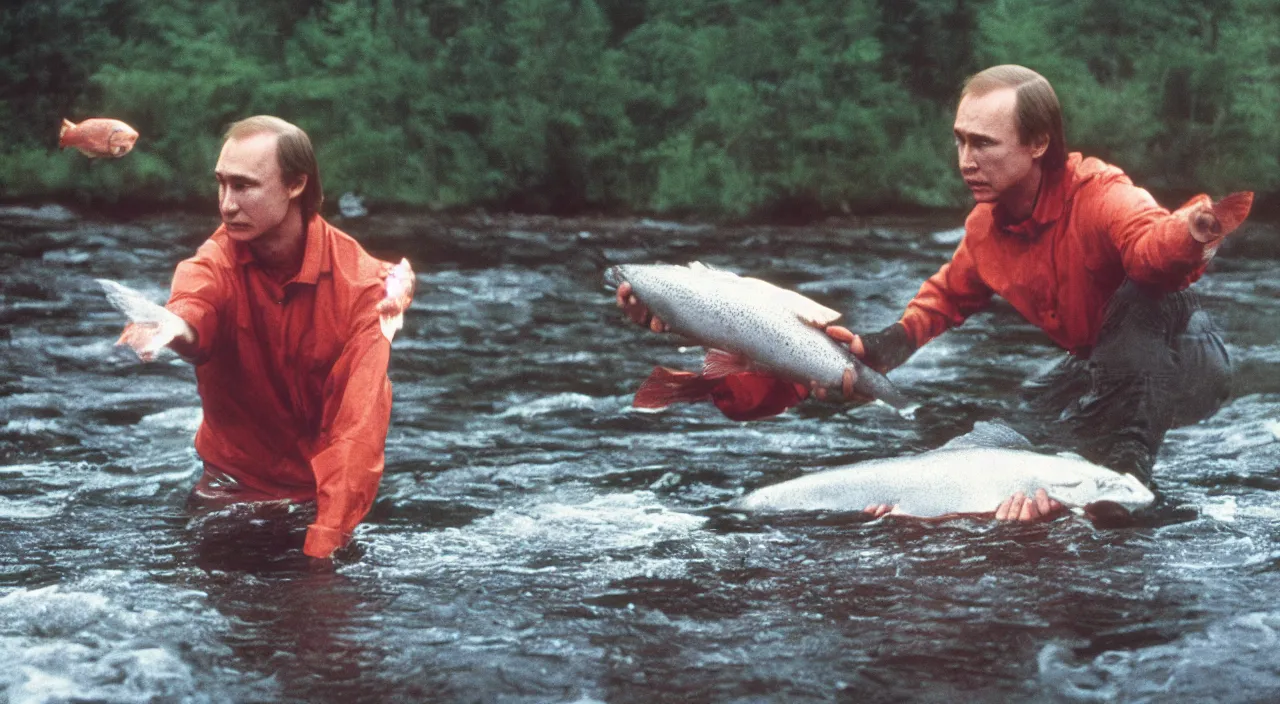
[{"x1": 3, "y1": 0, "x2": 1277, "y2": 218}]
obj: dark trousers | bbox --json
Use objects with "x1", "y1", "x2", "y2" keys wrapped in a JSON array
[{"x1": 1016, "y1": 281, "x2": 1231, "y2": 488}]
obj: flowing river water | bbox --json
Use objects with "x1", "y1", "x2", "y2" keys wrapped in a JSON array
[{"x1": 1, "y1": 203, "x2": 1279, "y2": 703}]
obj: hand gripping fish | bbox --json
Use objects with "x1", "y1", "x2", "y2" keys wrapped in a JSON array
[{"x1": 604, "y1": 263, "x2": 909, "y2": 420}]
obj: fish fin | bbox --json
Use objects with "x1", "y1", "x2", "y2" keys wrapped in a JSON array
[
  {"x1": 633, "y1": 367, "x2": 719, "y2": 409},
  {"x1": 770, "y1": 288, "x2": 842, "y2": 326},
  {"x1": 703, "y1": 348, "x2": 754, "y2": 379},
  {"x1": 736, "y1": 276, "x2": 842, "y2": 326},
  {"x1": 710, "y1": 372, "x2": 806, "y2": 421},
  {"x1": 59, "y1": 118, "x2": 75, "y2": 147},
  {"x1": 1212, "y1": 191, "x2": 1253, "y2": 233},
  {"x1": 938, "y1": 420, "x2": 1034, "y2": 451},
  {"x1": 76, "y1": 147, "x2": 99, "y2": 158}
]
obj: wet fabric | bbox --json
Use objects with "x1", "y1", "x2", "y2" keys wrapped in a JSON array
[
  {"x1": 1015, "y1": 280, "x2": 1231, "y2": 488},
  {"x1": 898, "y1": 153, "x2": 1240, "y2": 356},
  {"x1": 165, "y1": 215, "x2": 394, "y2": 558},
  {"x1": 709, "y1": 372, "x2": 809, "y2": 421}
]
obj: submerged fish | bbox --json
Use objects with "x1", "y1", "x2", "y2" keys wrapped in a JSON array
[
  {"x1": 59, "y1": 117, "x2": 139, "y2": 158},
  {"x1": 604, "y1": 262, "x2": 908, "y2": 419},
  {"x1": 735, "y1": 422, "x2": 1155, "y2": 518}
]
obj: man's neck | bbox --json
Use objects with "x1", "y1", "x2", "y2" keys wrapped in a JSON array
[
  {"x1": 249, "y1": 209, "x2": 307, "y2": 281},
  {"x1": 997, "y1": 163, "x2": 1044, "y2": 223}
]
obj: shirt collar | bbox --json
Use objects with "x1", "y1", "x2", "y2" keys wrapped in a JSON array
[
  {"x1": 228, "y1": 214, "x2": 330, "y2": 284},
  {"x1": 292, "y1": 214, "x2": 328, "y2": 285},
  {"x1": 993, "y1": 153, "x2": 1081, "y2": 238}
]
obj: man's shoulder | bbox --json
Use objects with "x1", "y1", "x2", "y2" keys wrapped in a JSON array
[
  {"x1": 185, "y1": 228, "x2": 238, "y2": 269},
  {"x1": 963, "y1": 204, "x2": 996, "y2": 240},
  {"x1": 1070, "y1": 154, "x2": 1135, "y2": 193}
]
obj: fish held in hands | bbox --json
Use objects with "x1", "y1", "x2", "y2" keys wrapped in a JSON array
[
  {"x1": 59, "y1": 118, "x2": 139, "y2": 158},
  {"x1": 605, "y1": 262, "x2": 909, "y2": 420}
]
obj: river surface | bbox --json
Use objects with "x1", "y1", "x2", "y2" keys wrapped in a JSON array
[{"x1": 1, "y1": 203, "x2": 1279, "y2": 703}]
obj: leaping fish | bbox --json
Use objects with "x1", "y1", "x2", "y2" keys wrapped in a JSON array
[
  {"x1": 604, "y1": 262, "x2": 909, "y2": 420},
  {"x1": 59, "y1": 118, "x2": 139, "y2": 158},
  {"x1": 735, "y1": 422, "x2": 1156, "y2": 519}
]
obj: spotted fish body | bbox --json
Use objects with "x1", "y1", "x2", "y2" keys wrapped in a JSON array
[
  {"x1": 736, "y1": 423, "x2": 1156, "y2": 517},
  {"x1": 605, "y1": 262, "x2": 908, "y2": 410}
]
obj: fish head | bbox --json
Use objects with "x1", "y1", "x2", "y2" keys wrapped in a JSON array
[
  {"x1": 107, "y1": 123, "x2": 139, "y2": 157},
  {"x1": 1034, "y1": 466, "x2": 1154, "y2": 514},
  {"x1": 1058, "y1": 470, "x2": 1156, "y2": 514}
]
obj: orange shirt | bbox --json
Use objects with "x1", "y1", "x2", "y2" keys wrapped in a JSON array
[
  {"x1": 166, "y1": 216, "x2": 394, "y2": 558},
  {"x1": 900, "y1": 153, "x2": 1228, "y2": 356}
]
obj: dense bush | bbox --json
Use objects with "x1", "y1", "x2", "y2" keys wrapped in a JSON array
[{"x1": 1, "y1": 0, "x2": 1276, "y2": 217}]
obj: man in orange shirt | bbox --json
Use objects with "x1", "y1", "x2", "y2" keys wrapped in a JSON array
[
  {"x1": 835, "y1": 65, "x2": 1252, "y2": 519},
  {"x1": 114, "y1": 116, "x2": 413, "y2": 559},
  {"x1": 619, "y1": 65, "x2": 1252, "y2": 521}
]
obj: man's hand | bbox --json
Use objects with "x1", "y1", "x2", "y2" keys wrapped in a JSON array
[
  {"x1": 826, "y1": 325, "x2": 867, "y2": 358},
  {"x1": 994, "y1": 489, "x2": 1066, "y2": 522},
  {"x1": 1189, "y1": 191, "x2": 1254, "y2": 243},
  {"x1": 98, "y1": 279, "x2": 195, "y2": 362},
  {"x1": 794, "y1": 324, "x2": 866, "y2": 402},
  {"x1": 116, "y1": 319, "x2": 192, "y2": 362},
  {"x1": 615, "y1": 281, "x2": 668, "y2": 333},
  {"x1": 864, "y1": 503, "x2": 894, "y2": 518}
]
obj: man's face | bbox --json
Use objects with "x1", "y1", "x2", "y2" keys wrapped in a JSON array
[
  {"x1": 214, "y1": 133, "x2": 304, "y2": 242},
  {"x1": 953, "y1": 87, "x2": 1047, "y2": 205}
]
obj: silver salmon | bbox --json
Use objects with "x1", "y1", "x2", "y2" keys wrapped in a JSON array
[
  {"x1": 736, "y1": 422, "x2": 1155, "y2": 517},
  {"x1": 605, "y1": 262, "x2": 909, "y2": 418}
]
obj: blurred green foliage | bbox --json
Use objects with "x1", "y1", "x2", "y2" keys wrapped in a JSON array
[{"x1": 1, "y1": 0, "x2": 1276, "y2": 217}]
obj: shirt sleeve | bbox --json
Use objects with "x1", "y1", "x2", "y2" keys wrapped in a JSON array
[
  {"x1": 303, "y1": 285, "x2": 394, "y2": 559},
  {"x1": 165, "y1": 253, "x2": 226, "y2": 364},
  {"x1": 1080, "y1": 179, "x2": 1214, "y2": 292},
  {"x1": 898, "y1": 237, "x2": 994, "y2": 349}
]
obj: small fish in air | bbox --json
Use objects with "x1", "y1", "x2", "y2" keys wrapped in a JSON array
[{"x1": 59, "y1": 118, "x2": 139, "y2": 158}]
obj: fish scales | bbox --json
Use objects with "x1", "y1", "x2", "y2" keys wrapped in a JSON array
[
  {"x1": 609, "y1": 263, "x2": 907, "y2": 408},
  {"x1": 736, "y1": 447, "x2": 1156, "y2": 516}
]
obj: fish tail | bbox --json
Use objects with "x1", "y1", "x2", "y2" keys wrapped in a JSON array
[
  {"x1": 852, "y1": 362, "x2": 910, "y2": 409},
  {"x1": 1212, "y1": 191, "x2": 1253, "y2": 234},
  {"x1": 59, "y1": 118, "x2": 75, "y2": 147},
  {"x1": 602, "y1": 265, "x2": 624, "y2": 290},
  {"x1": 633, "y1": 367, "x2": 721, "y2": 409}
]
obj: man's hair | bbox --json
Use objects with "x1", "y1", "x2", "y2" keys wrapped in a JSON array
[
  {"x1": 224, "y1": 116, "x2": 323, "y2": 221},
  {"x1": 961, "y1": 65, "x2": 1067, "y2": 171}
]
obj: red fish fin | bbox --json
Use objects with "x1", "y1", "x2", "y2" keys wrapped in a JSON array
[
  {"x1": 1212, "y1": 191, "x2": 1253, "y2": 234},
  {"x1": 633, "y1": 367, "x2": 720, "y2": 409},
  {"x1": 59, "y1": 118, "x2": 75, "y2": 147},
  {"x1": 703, "y1": 348, "x2": 754, "y2": 379},
  {"x1": 710, "y1": 372, "x2": 807, "y2": 421}
]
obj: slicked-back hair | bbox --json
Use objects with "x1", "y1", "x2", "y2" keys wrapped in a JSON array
[
  {"x1": 224, "y1": 116, "x2": 323, "y2": 222},
  {"x1": 961, "y1": 65, "x2": 1067, "y2": 172}
]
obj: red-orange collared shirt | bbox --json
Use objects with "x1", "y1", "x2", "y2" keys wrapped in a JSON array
[
  {"x1": 166, "y1": 215, "x2": 394, "y2": 558},
  {"x1": 900, "y1": 153, "x2": 1237, "y2": 356}
]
